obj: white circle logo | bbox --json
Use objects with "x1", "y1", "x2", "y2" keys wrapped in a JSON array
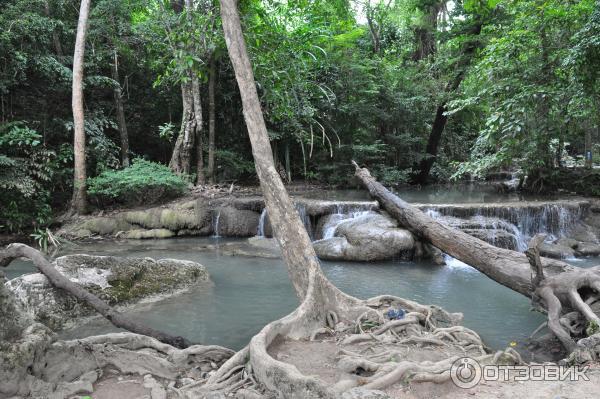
[{"x1": 451, "y1": 357, "x2": 482, "y2": 389}]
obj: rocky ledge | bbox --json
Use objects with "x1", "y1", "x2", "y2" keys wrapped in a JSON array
[{"x1": 6, "y1": 255, "x2": 210, "y2": 331}]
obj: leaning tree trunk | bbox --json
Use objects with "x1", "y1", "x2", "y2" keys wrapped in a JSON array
[
  {"x1": 70, "y1": 0, "x2": 91, "y2": 215},
  {"x1": 183, "y1": 3, "x2": 522, "y2": 398},
  {"x1": 0, "y1": 244, "x2": 192, "y2": 348},
  {"x1": 111, "y1": 49, "x2": 130, "y2": 167},
  {"x1": 355, "y1": 162, "x2": 600, "y2": 358}
]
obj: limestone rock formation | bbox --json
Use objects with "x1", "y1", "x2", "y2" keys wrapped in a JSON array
[
  {"x1": 6, "y1": 255, "x2": 210, "y2": 330},
  {"x1": 313, "y1": 212, "x2": 415, "y2": 261}
]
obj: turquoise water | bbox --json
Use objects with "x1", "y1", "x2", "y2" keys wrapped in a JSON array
[{"x1": 4, "y1": 238, "x2": 559, "y2": 352}]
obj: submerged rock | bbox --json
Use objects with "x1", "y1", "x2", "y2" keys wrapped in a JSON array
[
  {"x1": 6, "y1": 255, "x2": 210, "y2": 330},
  {"x1": 313, "y1": 212, "x2": 415, "y2": 261}
]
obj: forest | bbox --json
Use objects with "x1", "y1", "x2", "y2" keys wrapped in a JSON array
[
  {"x1": 1, "y1": 0, "x2": 600, "y2": 398},
  {"x1": 0, "y1": 0, "x2": 598, "y2": 233}
]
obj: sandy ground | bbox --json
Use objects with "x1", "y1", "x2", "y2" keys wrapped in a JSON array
[{"x1": 270, "y1": 338, "x2": 600, "y2": 399}]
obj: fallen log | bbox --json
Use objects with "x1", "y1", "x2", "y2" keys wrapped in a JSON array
[
  {"x1": 0, "y1": 243, "x2": 192, "y2": 349},
  {"x1": 353, "y1": 161, "x2": 600, "y2": 357}
]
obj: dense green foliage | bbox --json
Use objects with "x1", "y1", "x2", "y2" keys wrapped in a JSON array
[
  {"x1": 0, "y1": 0, "x2": 599, "y2": 232},
  {"x1": 87, "y1": 159, "x2": 188, "y2": 206}
]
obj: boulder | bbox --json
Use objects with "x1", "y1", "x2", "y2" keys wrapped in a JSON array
[
  {"x1": 0, "y1": 272, "x2": 55, "y2": 398},
  {"x1": 461, "y1": 228, "x2": 519, "y2": 250},
  {"x1": 567, "y1": 223, "x2": 599, "y2": 244},
  {"x1": 123, "y1": 206, "x2": 211, "y2": 232},
  {"x1": 214, "y1": 206, "x2": 260, "y2": 237},
  {"x1": 313, "y1": 212, "x2": 415, "y2": 261},
  {"x1": 79, "y1": 217, "x2": 133, "y2": 236},
  {"x1": 60, "y1": 203, "x2": 213, "y2": 239},
  {"x1": 5, "y1": 255, "x2": 210, "y2": 330},
  {"x1": 575, "y1": 242, "x2": 600, "y2": 257},
  {"x1": 539, "y1": 242, "x2": 576, "y2": 259}
]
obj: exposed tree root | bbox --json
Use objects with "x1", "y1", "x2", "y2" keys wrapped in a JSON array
[
  {"x1": 0, "y1": 331, "x2": 233, "y2": 398},
  {"x1": 353, "y1": 162, "x2": 600, "y2": 363},
  {"x1": 0, "y1": 243, "x2": 192, "y2": 348}
]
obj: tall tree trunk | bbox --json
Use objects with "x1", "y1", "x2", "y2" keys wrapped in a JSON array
[
  {"x1": 111, "y1": 49, "x2": 130, "y2": 168},
  {"x1": 44, "y1": 1, "x2": 64, "y2": 56},
  {"x1": 169, "y1": 82, "x2": 195, "y2": 174},
  {"x1": 207, "y1": 55, "x2": 216, "y2": 184},
  {"x1": 413, "y1": 2, "x2": 441, "y2": 61},
  {"x1": 220, "y1": 0, "x2": 322, "y2": 298},
  {"x1": 365, "y1": 4, "x2": 381, "y2": 55},
  {"x1": 192, "y1": 76, "x2": 205, "y2": 185},
  {"x1": 413, "y1": 22, "x2": 482, "y2": 185},
  {"x1": 70, "y1": 0, "x2": 91, "y2": 215}
]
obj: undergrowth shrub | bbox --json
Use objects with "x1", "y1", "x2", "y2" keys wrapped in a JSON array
[{"x1": 87, "y1": 159, "x2": 188, "y2": 206}]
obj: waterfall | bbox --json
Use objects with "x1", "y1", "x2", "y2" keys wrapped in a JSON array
[
  {"x1": 319, "y1": 210, "x2": 372, "y2": 240},
  {"x1": 296, "y1": 204, "x2": 313, "y2": 240},
  {"x1": 212, "y1": 211, "x2": 221, "y2": 238},
  {"x1": 423, "y1": 202, "x2": 585, "y2": 251},
  {"x1": 257, "y1": 208, "x2": 268, "y2": 237}
]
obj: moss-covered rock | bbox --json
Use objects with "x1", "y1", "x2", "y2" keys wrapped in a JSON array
[
  {"x1": 80, "y1": 217, "x2": 133, "y2": 235},
  {"x1": 5, "y1": 255, "x2": 210, "y2": 331}
]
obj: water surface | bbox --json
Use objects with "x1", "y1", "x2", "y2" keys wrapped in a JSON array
[{"x1": 8, "y1": 237, "x2": 560, "y2": 352}]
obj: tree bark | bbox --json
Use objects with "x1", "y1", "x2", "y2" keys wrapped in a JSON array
[
  {"x1": 207, "y1": 55, "x2": 217, "y2": 184},
  {"x1": 413, "y1": 22, "x2": 482, "y2": 185},
  {"x1": 355, "y1": 162, "x2": 600, "y2": 355},
  {"x1": 169, "y1": 82, "x2": 195, "y2": 174},
  {"x1": 44, "y1": 1, "x2": 64, "y2": 57},
  {"x1": 365, "y1": 3, "x2": 381, "y2": 55},
  {"x1": 112, "y1": 49, "x2": 130, "y2": 168},
  {"x1": 0, "y1": 244, "x2": 191, "y2": 348},
  {"x1": 192, "y1": 76, "x2": 205, "y2": 185},
  {"x1": 412, "y1": 1, "x2": 442, "y2": 61},
  {"x1": 220, "y1": 0, "x2": 324, "y2": 299},
  {"x1": 70, "y1": 0, "x2": 91, "y2": 215}
]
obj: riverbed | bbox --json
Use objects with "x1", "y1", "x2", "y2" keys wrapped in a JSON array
[
  {"x1": 5, "y1": 184, "x2": 599, "y2": 359},
  {"x1": 10, "y1": 237, "x2": 594, "y2": 354}
]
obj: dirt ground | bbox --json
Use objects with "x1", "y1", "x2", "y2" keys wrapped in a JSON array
[{"x1": 270, "y1": 338, "x2": 600, "y2": 399}]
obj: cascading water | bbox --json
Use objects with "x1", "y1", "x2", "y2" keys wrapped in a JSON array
[
  {"x1": 212, "y1": 211, "x2": 221, "y2": 238},
  {"x1": 424, "y1": 202, "x2": 585, "y2": 251},
  {"x1": 296, "y1": 204, "x2": 313, "y2": 240},
  {"x1": 319, "y1": 210, "x2": 372, "y2": 240},
  {"x1": 257, "y1": 208, "x2": 268, "y2": 237}
]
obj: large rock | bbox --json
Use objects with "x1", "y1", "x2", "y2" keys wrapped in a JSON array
[
  {"x1": 575, "y1": 242, "x2": 600, "y2": 257},
  {"x1": 568, "y1": 223, "x2": 599, "y2": 244},
  {"x1": 214, "y1": 206, "x2": 260, "y2": 237},
  {"x1": 313, "y1": 212, "x2": 415, "y2": 261},
  {"x1": 61, "y1": 201, "x2": 213, "y2": 239},
  {"x1": 6, "y1": 255, "x2": 210, "y2": 330},
  {"x1": 1, "y1": 272, "x2": 55, "y2": 398},
  {"x1": 539, "y1": 242, "x2": 576, "y2": 259}
]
